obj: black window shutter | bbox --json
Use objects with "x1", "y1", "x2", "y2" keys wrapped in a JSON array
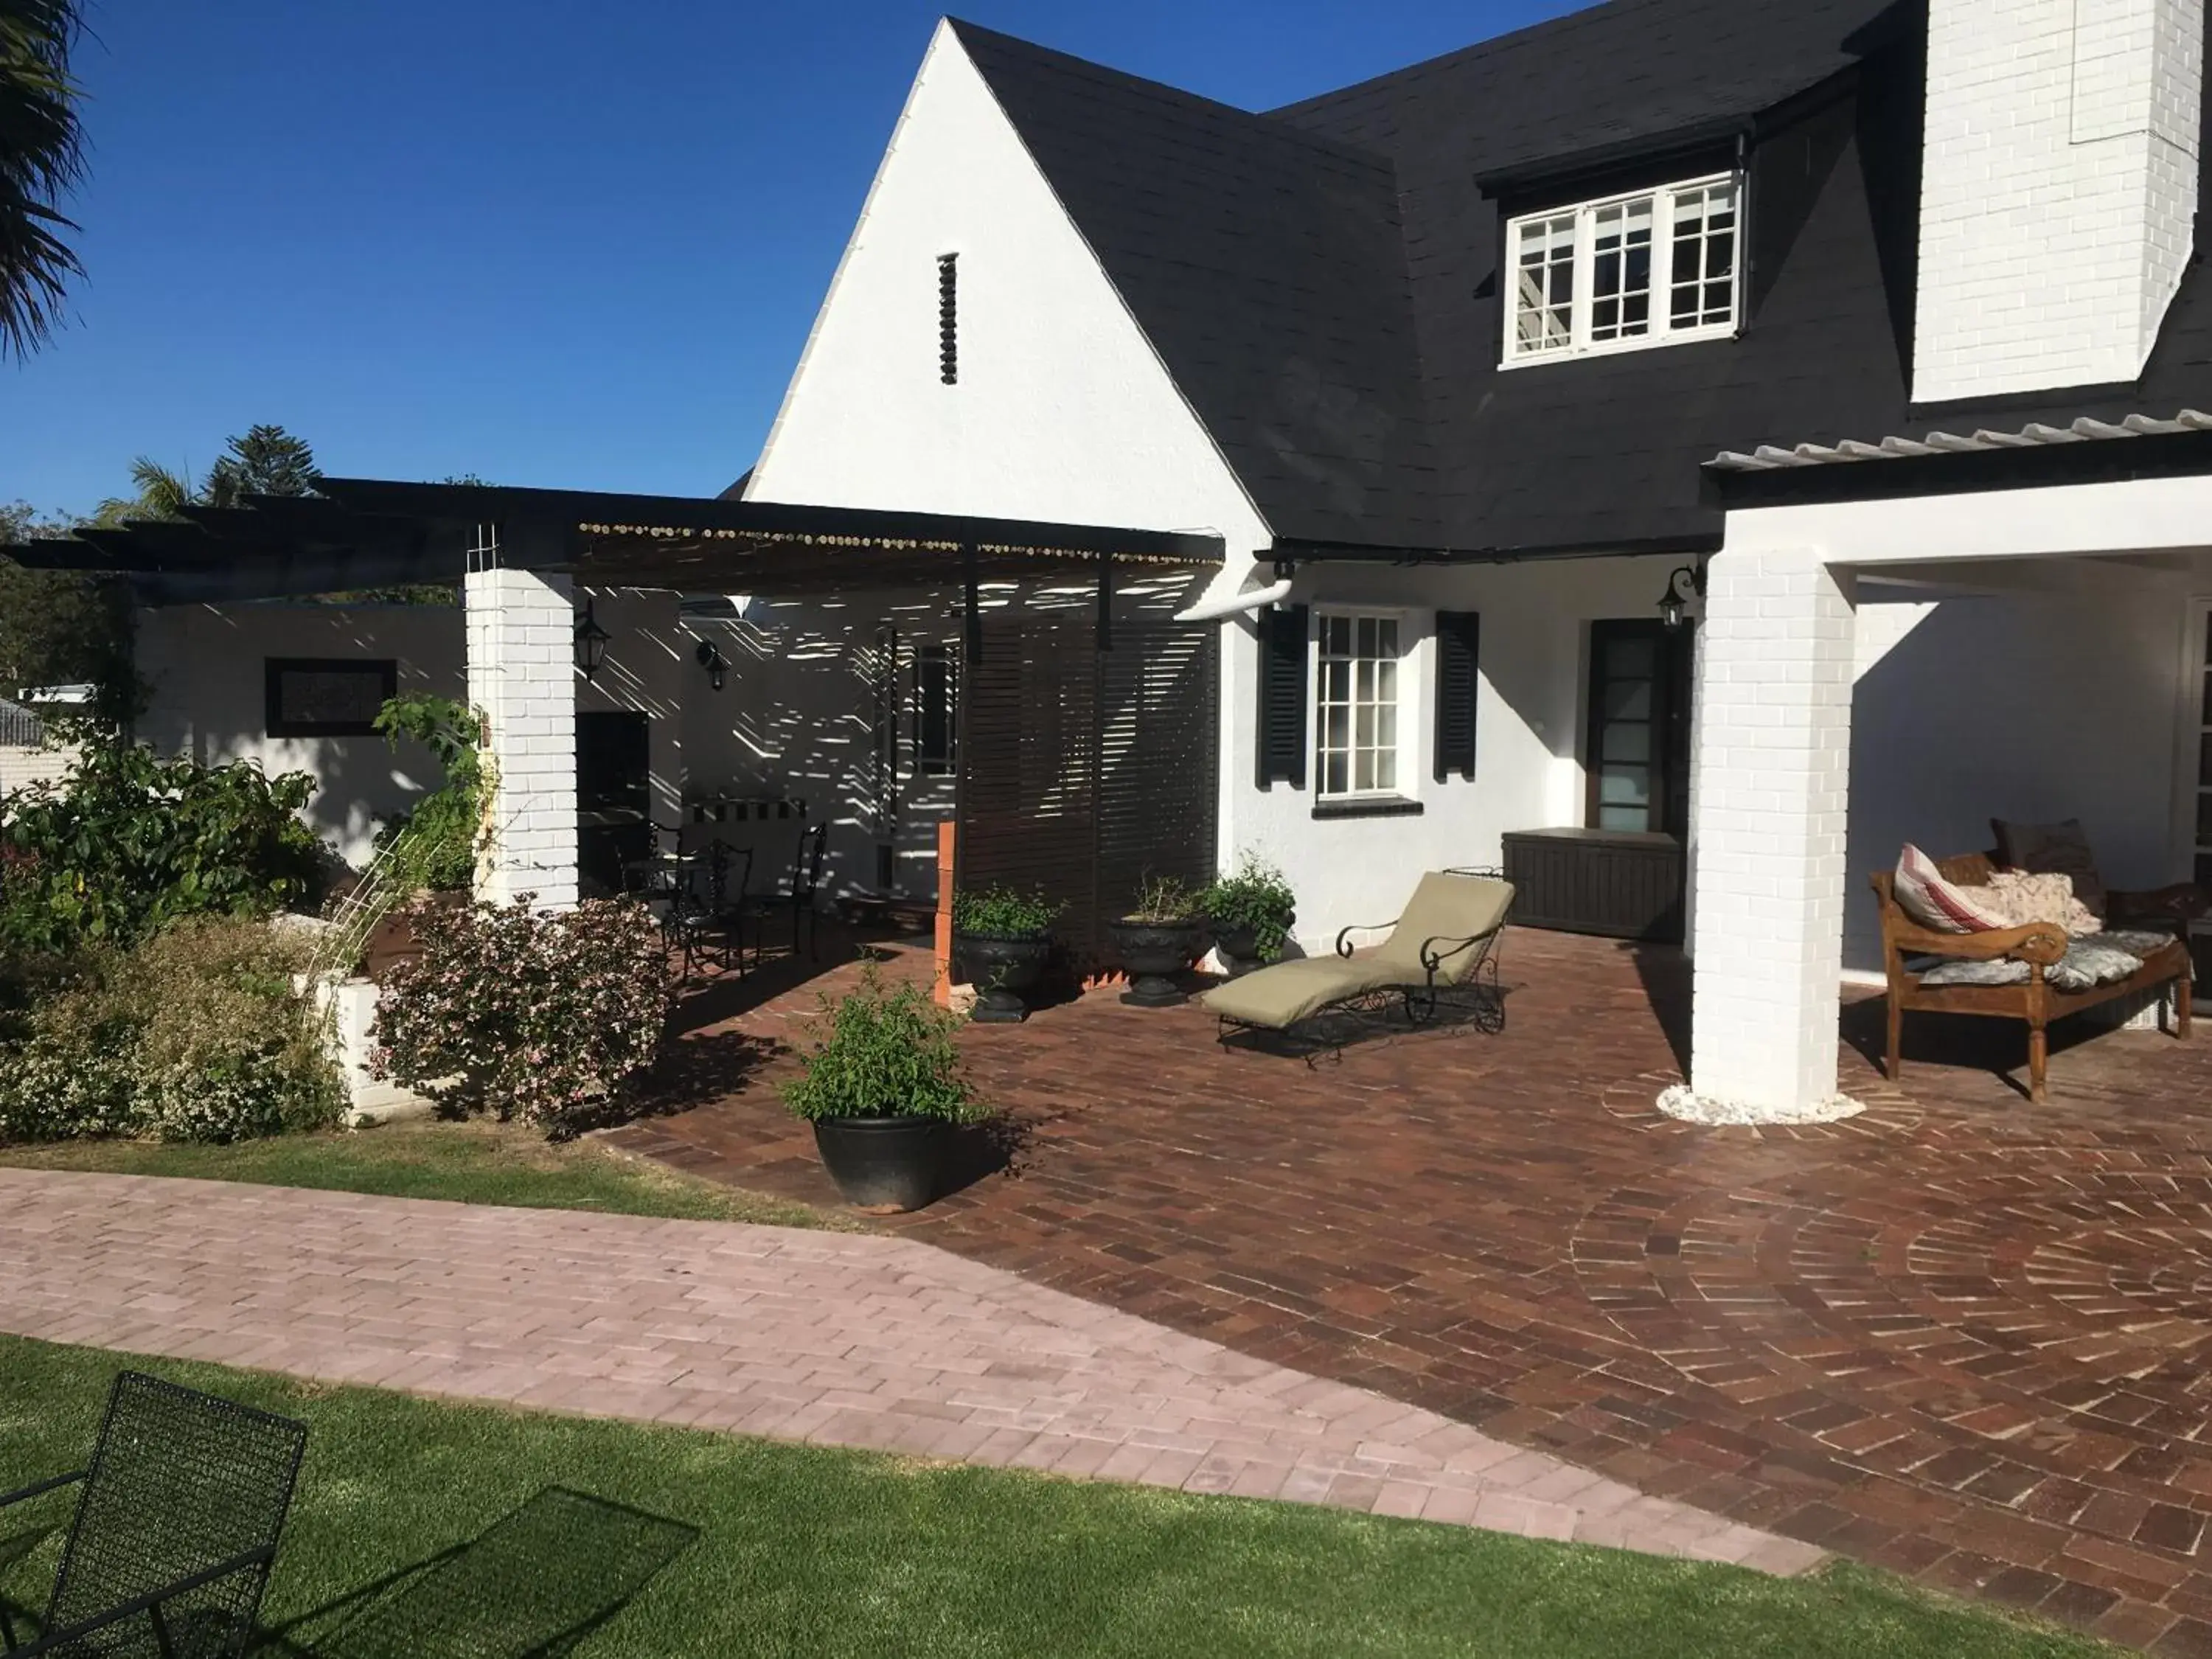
[
  {"x1": 1256, "y1": 603, "x2": 1308, "y2": 790},
  {"x1": 1434, "y1": 610, "x2": 1480, "y2": 782}
]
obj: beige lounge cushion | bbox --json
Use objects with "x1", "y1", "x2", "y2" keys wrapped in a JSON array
[
  {"x1": 1203, "y1": 873, "x2": 1517, "y2": 1029},
  {"x1": 1371, "y1": 873, "x2": 1514, "y2": 983},
  {"x1": 1201, "y1": 956, "x2": 1406, "y2": 1030}
]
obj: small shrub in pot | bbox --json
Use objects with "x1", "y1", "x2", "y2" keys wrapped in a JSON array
[
  {"x1": 1199, "y1": 855, "x2": 1297, "y2": 975},
  {"x1": 1107, "y1": 875, "x2": 1206, "y2": 1008},
  {"x1": 782, "y1": 960, "x2": 987, "y2": 1211},
  {"x1": 950, "y1": 886, "x2": 1060, "y2": 1024}
]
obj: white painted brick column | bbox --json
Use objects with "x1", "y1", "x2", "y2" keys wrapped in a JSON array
[
  {"x1": 1685, "y1": 550, "x2": 1856, "y2": 1116},
  {"x1": 465, "y1": 567, "x2": 578, "y2": 911}
]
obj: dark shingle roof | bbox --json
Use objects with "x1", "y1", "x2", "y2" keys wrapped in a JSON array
[{"x1": 950, "y1": 18, "x2": 1441, "y2": 549}]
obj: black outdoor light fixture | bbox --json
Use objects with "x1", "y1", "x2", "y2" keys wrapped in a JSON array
[
  {"x1": 695, "y1": 638, "x2": 729, "y2": 692},
  {"x1": 574, "y1": 599, "x2": 611, "y2": 680},
  {"x1": 1657, "y1": 560, "x2": 1706, "y2": 630}
]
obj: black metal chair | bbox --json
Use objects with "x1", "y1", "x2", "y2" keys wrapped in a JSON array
[
  {"x1": 663, "y1": 841, "x2": 752, "y2": 976},
  {"x1": 1, "y1": 1370, "x2": 308, "y2": 1658},
  {"x1": 745, "y1": 821, "x2": 828, "y2": 967}
]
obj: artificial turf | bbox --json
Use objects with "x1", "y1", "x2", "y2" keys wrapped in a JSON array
[
  {"x1": 0, "y1": 1335, "x2": 2119, "y2": 1658},
  {"x1": 0, "y1": 1117, "x2": 849, "y2": 1228}
]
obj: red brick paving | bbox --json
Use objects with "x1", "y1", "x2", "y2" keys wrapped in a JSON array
[{"x1": 611, "y1": 924, "x2": 2211, "y2": 1649}]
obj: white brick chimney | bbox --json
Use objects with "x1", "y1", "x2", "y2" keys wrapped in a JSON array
[{"x1": 1913, "y1": 0, "x2": 2204, "y2": 403}]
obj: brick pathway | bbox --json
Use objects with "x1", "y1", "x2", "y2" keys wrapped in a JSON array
[
  {"x1": 0, "y1": 1169, "x2": 1820, "y2": 1573},
  {"x1": 609, "y1": 925, "x2": 2212, "y2": 1654}
]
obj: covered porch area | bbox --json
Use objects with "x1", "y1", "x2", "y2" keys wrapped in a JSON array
[{"x1": 1684, "y1": 419, "x2": 2212, "y2": 1121}]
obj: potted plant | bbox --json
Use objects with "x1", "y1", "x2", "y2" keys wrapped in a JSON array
[
  {"x1": 1107, "y1": 875, "x2": 1208, "y2": 1007},
  {"x1": 1200, "y1": 855, "x2": 1297, "y2": 977},
  {"x1": 952, "y1": 886, "x2": 1060, "y2": 1023},
  {"x1": 781, "y1": 961, "x2": 986, "y2": 1212}
]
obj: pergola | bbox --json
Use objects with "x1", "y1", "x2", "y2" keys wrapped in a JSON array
[{"x1": 8, "y1": 482, "x2": 1227, "y2": 922}]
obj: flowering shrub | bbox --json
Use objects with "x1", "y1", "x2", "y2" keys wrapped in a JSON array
[
  {"x1": 369, "y1": 896, "x2": 671, "y2": 1132},
  {"x1": 0, "y1": 917, "x2": 344, "y2": 1144}
]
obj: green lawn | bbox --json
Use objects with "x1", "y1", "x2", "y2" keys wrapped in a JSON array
[
  {"x1": 0, "y1": 1118, "x2": 849, "y2": 1229},
  {"x1": 0, "y1": 1336, "x2": 2118, "y2": 1658}
]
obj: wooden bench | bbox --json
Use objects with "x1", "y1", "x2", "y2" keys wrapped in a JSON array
[{"x1": 1870, "y1": 852, "x2": 2191, "y2": 1102}]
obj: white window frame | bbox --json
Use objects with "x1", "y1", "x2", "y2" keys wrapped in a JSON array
[
  {"x1": 1501, "y1": 171, "x2": 1744, "y2": 367},
  {"x1": 1312, "y1": 608, "x2": 1407, "y2": 802}
]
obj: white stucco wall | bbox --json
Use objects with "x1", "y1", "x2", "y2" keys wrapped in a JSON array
[
  {"x1": 1230, "y1": 556, "x2": 1674, "y2": 950},
  {"x1": 135, "y1": 603, "x2": 467, "y2": 867},
  {"x1": 745, "y1": 19, "x2": 1269, "y2": 570}
]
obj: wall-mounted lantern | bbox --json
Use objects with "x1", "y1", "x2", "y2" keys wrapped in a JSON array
[
  {"x1": 1656, "y1": 561, "x2": 1707, "y2": 631},
  {"x1": 695, "y1": 638, "x2": 729, "y2": 692},
  {"x1": 574, "y1": 599, "x2": 611, "y2": 680}
]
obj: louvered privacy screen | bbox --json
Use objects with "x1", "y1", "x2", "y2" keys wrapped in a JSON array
[
  {"x1": 956, "y1": 616, "x2": 1220, "y2": 962},
  {"x1": 1255, "y1": 602, "x2": 1308, "y2": 789},
  {"x1": 1434, "y1": 610, "x2": 1481, "y2": 782}
]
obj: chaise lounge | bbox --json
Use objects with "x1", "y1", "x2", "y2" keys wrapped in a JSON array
[{"x1": 1204, "y1": 870, "x2": 1514, "y2": 1044}]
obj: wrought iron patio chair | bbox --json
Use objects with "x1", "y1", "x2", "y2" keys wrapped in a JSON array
[
  {"x1": 0, "y1": 1370, "x2": 307, "y2": 1658},
  {"x1": 744, "y1": 821, "x2": 828, "y2": 967},
  {"x1": 663, "y1": 841, "x2": 752, "y2": 977}
]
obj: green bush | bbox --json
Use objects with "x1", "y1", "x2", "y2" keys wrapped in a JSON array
[
  {"x1": 368, "y1": 896, "x2": 671, "y2": 1133},
  {"x1": 1119, "y1": 874, "x2": 1201, "y2": 924},
  {"x1": 0, "y1": 742, "x2": 323, "y2": 954},
  {"x1": 370, "y1": 694, "x2": 483, "y2": 894},
  {"x1": 1200, "y1": 853, "x2": 1297, "y2": 963},
  {"x1": 781, "y1": 961, "x2": 983, "y2": 1124},
  {"x1": 0, "y1": 917, "x2": 345, "y2": 1144},
  {"x1": 950, "y1": 886, "x2": 1062, "y2": 938}
]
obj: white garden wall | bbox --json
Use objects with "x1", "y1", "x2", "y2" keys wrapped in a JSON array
[{"x1": 135, "y1": 602, "x2": 466, "y2": 867}]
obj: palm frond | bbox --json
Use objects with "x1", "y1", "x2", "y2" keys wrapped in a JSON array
[{"x1": 0, "y1": 0, "x2": 87, "y2": 361}]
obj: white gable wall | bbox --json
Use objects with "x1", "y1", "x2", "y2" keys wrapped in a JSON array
[{"x1": 746, "y1": 21, "x2": 1269, "y2": 558}]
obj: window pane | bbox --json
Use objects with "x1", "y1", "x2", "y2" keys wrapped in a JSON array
[
  {"x1": 1598, "y1": 804, "x2": 1650, "y2": 832},
  {"x1": 1355, "y1": 659, "x2": 1374, "y2": 702},
  {"x1": 1599, "y1": 764, "x2": 1651, "y2": 808},
  {"x1": 1356, "y1": 616, "x2": 1379, "y2": 658},
  {"x1": 1589, "y1": 197, "x2": 1653, "y2": 344},
  {"x1": 1375, "y1": 749, "x2": 1397, "y2": 792},
  {"x1": 1322, "y1": 616, "x2": 1348, "y2": 655},
  {"x1": 1669, "y1": 182, "x2": 1736, "y2": 330},
  {"x1": 1324, "y1": 753, "x2": 1348, "y2": 796},
  {"x1": 1324, "y1": 705, "x2": 1348, "y2": 751},
  {"x1": 1602, "y1": 679, "x2": 1652, "y2": 721},
  {"x1": 1376, "y1": 658, "x2": 1397, "y2": 703},
  {"x1": 1376, "y1": 702, "x2": 1397, "y2": 751},
  {"x1": 1354, "y1": 751, "x2": 1375, "y2": 793},
  {"x1": 1601, "y1": 721, "x2": 1652, "y2": 763},
  {"x1": 1377, "y1": 618, "x2": 1398, "y2": 656},
  {"x1": 1323, "y1": 659, "x2": 1348, "y2": 702},
  {"x1": 1604, "y1": 635, "x2": 1656, "y2": 677},
  {"x1": 1513, "y1": 213, "x2": 1576, "y2": 355},
  {"x1": 1355, "y1": 704, "x2": 1374, "y2": 751}
]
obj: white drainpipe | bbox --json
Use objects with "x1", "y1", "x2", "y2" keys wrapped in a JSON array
[{"x1": 1174, "y1": 577, "x2": 1294, "y2": 625}]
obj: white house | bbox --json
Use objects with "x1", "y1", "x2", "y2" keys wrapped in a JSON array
[{"x1": 21, "y1": 0, "x2": 2212, "y2": 1124}]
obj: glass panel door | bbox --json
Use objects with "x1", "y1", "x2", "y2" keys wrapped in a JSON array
[{"x1": 1585, "y1": 619, "x2": 1693, "y2": 836}]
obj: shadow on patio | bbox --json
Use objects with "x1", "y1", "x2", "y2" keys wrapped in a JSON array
[{"x1": 611, "y1": 922, "x2": 2212, "y2": 1646}]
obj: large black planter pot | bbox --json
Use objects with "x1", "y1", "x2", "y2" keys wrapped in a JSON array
[
  {"x1": 1211, "y1": 913, "x2": 1295, "y2": 978},
  {"x1": 811, "y1": 1116, "x2": 947, "y2": 1213},
  {"x1": 1107, "y1": 919, "x2": 1206, "y2": 1007},
  {"x1": 956, "y1": 931, "x2": 1051, "y2": 1023}
]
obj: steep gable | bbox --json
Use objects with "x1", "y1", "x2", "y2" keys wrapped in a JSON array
[{"x1": 747, "y1": 21, "x2": 1270, "y2": 556}]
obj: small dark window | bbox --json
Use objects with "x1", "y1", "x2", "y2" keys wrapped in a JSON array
[
  {"x1": 914, "y1": 644, "x2": 958, "y2": 775},
  {"x1": 937, "y1": 253, "x2": 959, "y2": 385},
  {"x1": 264, "y1": 658, "x2": 396, "y2": 737},
  {"x1": 1434, "y1": 611, "x2": 1481, "y2": 782}
]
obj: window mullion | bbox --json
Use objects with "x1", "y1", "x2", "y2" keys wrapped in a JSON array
[
  {"x1": 1571, "y1": 206, "x2": 1594, "y2": 352},
  {"x1": 1653, "y1": 188, "x2": 1676, "y2": 343}
]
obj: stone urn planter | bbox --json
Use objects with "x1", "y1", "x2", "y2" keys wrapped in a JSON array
[
  {"x1": 1211, "y1": 914, "x2": 1293, "y2": 978},
  {"x1": 956, "y1": 931, "x2": 1051, "y2": 1023},
  {"x1": 810, "y1": 1116, "x2": 948, "y2": 1214},
  {"x1": 1107, "y1": 917, "x2": 1207, "y2": 1007}
]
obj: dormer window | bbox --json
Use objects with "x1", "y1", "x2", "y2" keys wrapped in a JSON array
[{"x1": 1503, "y1": 173, "x2": 1740, "y2": 365}]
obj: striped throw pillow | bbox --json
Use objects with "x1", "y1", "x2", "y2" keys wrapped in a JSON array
[{"x1": 1894, "y1": 844, "x2": 2003, "y2": 933}]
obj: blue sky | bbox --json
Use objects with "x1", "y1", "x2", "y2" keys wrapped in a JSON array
[{"x1": 3, "y1": 0, "x2": 1583, "y2": 521}]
